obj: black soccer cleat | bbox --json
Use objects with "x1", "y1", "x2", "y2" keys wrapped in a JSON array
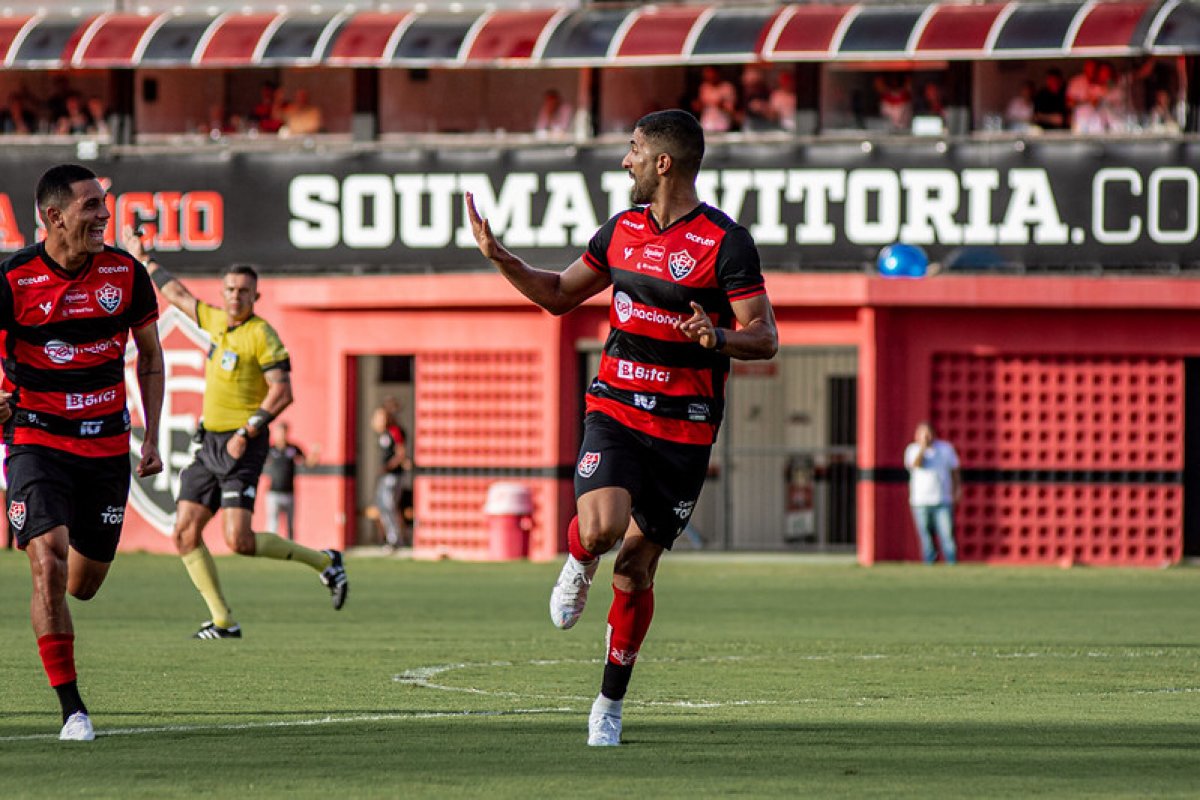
[
  {"x1": 194, "y1": 621, "x2": 242, "y2": 639},
  {"x1": 320, "y1": 549, "x2": 349, "y2": 610}
]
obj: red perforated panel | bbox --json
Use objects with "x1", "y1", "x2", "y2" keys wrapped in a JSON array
[
  {"x1": 932, "y1": 354, "x2": 1183, "y2": 566},
  {"x1": 412, "y1": 350, "x2": 554, "y2": 560}
]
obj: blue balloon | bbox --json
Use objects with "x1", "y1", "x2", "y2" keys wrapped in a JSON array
[{"x1": 877, "y1": 244, "x2": 929, "y2": 278}]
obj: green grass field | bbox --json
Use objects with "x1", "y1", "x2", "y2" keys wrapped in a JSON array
[{"x1": 1, "y1": 550, "x2": 1198, "y2": 798}]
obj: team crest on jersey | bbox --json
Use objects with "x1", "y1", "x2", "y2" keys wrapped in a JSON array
[
  {"x1": 667, "y1": 250, "x2": 696, "y2": 281},
  {"x1": 8, "y1": 500, "x2": 26, "y2": 530},
  {"x1": 577, "y1": 451, "x2": 601, "y2": 478},
  {"x1": 95, "y1": 283, "x2": 122, "y2": 314}
]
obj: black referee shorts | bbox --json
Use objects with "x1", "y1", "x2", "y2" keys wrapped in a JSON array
[
  {"x1": 573, "y1": 412, "x2": 711, "y2": 549},
  {"x1": 178, "y1": 428, "x2": 270, "y2": 512},
  {"x1": 7, "y1": 446, "x2": 131, "y2": 563}
]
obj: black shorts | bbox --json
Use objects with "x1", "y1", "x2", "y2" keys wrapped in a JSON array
[
  {"x1": 7, "y1": 446, "x2": 131, "y2": 562},
  {"x1": 178, "y1": 428, "x2": 270, "y2": 512},
  {"x1": 574, "y1": 412, "x2": 711, "y2": 549}
]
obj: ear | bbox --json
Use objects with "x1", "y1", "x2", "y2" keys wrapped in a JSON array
[
  {"x1": 41, "y1": 206, "x2": 63, "y2": 230},
  {"x1": 656, "y1": 152, "x2": 673, "y2": 176}
]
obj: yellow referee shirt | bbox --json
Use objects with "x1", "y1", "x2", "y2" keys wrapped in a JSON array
[{"x1": 196, "y1": 301, "x2": 290, "y2": 432}]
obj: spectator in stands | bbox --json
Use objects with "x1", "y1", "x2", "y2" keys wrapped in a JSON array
[
  {"x1": 692, "y1": 66, "x2": 738, "y2": 133},
  {"x1": 250, "y1": 82, "x2": 284, "y2": 134},
  {"x1": 1, "y1": 91, "x2": 37, "y2": 134},
  {"x1": 739, "y1": 65, "x2": 774, "y2": 132},
  {"x1": 54, "y1": 94, "x2": 93, "y2": 135},
  {"x1": 281, "y1": 89, "x2": 322, "y2": 136},
  {"x1": 1066, "y1": 58, "x2": 1099, "y2": 116},
  {"x1": 875, "y1": 73, "x2": 913, "y2": 132},
  {"x1": 1032, "y1": 69, "x2": 1068, "y2": 130},
  {"x1": 85, "y1": 97, "x2": 110, "y2": 137},
  {"x1": 1094, "y1": 60, "x2": 1131, "y2": 132},
  {"x1": 914, "y1": 80, "x2": 946, "y2": 121},
  {"x1": 1005, "y1": 80, "x2": 1036, "y2": 132},
  {"x1": 904, "y1": 421, "x2": 960, "y2": 565},
  {"x1": 45, "y1": 74, "x2": 73, "y2": 124},
  {"x1": 534, "y1": 89, "x2": 573, "y2": 137},
  {"x1": 769, "y1": 70, "x2": 798, "y2": 132},
  {"x1": 1146, "y1": 88, "x2": 1180, "y2": 133}
]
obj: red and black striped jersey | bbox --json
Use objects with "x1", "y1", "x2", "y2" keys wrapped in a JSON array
[
  {"x1": 582, "y1": 203, "x2": 766, "y2": 445},
  {"x1": 0, "y1": 243, "x2": 158, "y2": 458}
]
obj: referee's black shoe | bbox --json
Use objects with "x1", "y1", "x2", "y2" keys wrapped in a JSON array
[
  {"x1": 320, "y1": 549, "x2": 349, "y2": 610},
  {"x1": 194, "y1": 621, "x2": 242, "y2": 639}
]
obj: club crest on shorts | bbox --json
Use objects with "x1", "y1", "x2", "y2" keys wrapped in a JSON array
[
  {"x1": 8, "y1": 500, "x2": 26, "y2": 530},
  {"x1": 667, "y1": 250, "x2": 696, "y2": 281},
  {"x1": 95, "y1": 283, "x2": 122, "y2": 314},
  {"x1": 577, "y1": 451, "x2": 601, "y2": 478}
]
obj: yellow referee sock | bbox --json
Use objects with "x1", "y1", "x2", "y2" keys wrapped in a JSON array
[
  {"x1": 253, "y1": 532, "x2": 331, "y2": 571},
  {"x1": 181, "y1": 545, "x2": 235, "y2": 628}
]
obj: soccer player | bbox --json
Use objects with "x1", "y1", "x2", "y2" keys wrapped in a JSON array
[
  {"x1": 467, "y1": 109, "x2": 778, "y2": 746},
  {"x1": 121, "y1": 229, "x2": 348, "y2": 639},
  {"x1": 5, "y1": 164, "x2": 165, "y2": 741}
]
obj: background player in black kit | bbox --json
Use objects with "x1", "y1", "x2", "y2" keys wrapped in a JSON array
[
  {"x1": 467, "y1": 109, "x2": 778, "y2": 746},
  {"x1": 2, "y1": 164, "x2": 165, "y2": 741}
]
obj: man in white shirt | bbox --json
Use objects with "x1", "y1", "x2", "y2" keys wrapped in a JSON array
[{"x1": 903, "y1": 422, "x2": 961, "y2": 564}]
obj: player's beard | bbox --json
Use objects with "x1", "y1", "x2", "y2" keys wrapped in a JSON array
[{"x1": 629, "y1": 172, "x2": 657, "y2": 206}]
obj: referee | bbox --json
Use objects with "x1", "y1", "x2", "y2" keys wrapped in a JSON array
[{"x1": 123, "y1": 228, "x2": 348, "y2": 639}]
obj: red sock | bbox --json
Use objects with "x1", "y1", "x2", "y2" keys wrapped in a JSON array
[
  {"x1": 37, "y1": 633, "x2": 77, "y2": 687},
  {"x1": 606, "y1": 586, "x2": 654, "y2": 666},
  {"x1": 567, "y1": 515, "x2": 595, "y2": 562}
]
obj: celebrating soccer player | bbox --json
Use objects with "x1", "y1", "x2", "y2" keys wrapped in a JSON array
[
  {"x1": 467, "y1": 109, "x2": 778, "y2": 746},
  {"x1": 122, "y1": 228, "x2": 348, "y2": 639},
  {"x1": 5, "y1": 164, "x2": 165, "y2": 741}
]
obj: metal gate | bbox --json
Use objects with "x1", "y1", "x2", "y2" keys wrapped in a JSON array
[{"x1": 581, "y1": 346, "x2": 858, "y2": 552}]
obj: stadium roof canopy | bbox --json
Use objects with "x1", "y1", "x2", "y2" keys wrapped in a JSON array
[{"x1": 2, "y1": 1, "x2": 1196, "y2": 69}]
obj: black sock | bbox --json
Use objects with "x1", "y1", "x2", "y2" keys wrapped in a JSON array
[
  {"x1": 54, "y1": 681, "x2": 87, "y2": 723},
  {"x1": 601, "y1": 662, "x2": 634, "y2": 702}
]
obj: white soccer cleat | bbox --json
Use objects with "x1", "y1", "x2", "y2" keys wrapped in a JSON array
[
  {"x1": 549, "y1": 555, "x2": 599, "y2": 630},
  {"x1": 587, "y1": 695, "x2": 622, "y2": 747},
  {"x1": 59, "y1": 711, "x2": 95, "y2": 742}
]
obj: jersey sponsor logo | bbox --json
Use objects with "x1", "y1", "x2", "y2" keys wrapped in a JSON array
[
  {"x1": 8, "y1": 500, "x2": 26, "y2": 530},
  {"x1": 673, "y1": 499, "x2": 696, "y2": 520},
  {"x1": 66, "y1": 388, "x2": 118, "y2": 411},
  {"x1": 668, "y1": 250, "x2": 696, "y2": 281},
  {"x1": 65, "y1": 291, "x2": 89, "y2": 304},
  {"x1": 101, "y1": 505, "x2": 124, "y2": 525},
  {"x1": 616, "y1": 359, "x2": 671, "y2": 384},
  {"x1": 577, "y1": 451, "x2": 601, "y2": 478},
  {"x1": 80, "y1": 420, "x2": 104, "y2": 436},
  {"x1": 38, "y1": 301, "x2": 52, "y2": 316},
  {"x1": 634, "y1": 260, "x2": 663, "y2": 274},
  {"x1": 45, "y1": 339, "x2": 77, "y2": 364},
  {"x1": 95, "y1": 283, "x2": 122, "y2": 314},
  {"x1": 620, "y1": 218, "x2": 645, "y2": 231},
  {"x1": 612, "y1": 291, "x2": 682, "y2": 329},
  {"x1": 687, "y1": 402, "x2": 711, "y2": 421},
  {"x1": 633, "y1": 393, "x2": 657, "y2": 411},
  {"x1": 243, "y1": 486, "x2": 256, "y2": 498},
  {"x1": 643, "y1": 244, "x2": 664, "y2": 261},
  {"x1": 17, "y1": 274, "x2": 48, "y2": 286},
  {"x1": 98, "y1": 265, "x2": 129, "y2": 274},
  {"x1": 623, "y1": 246, "x2": 634, "y2": 260},
  {"x1": 685, "y1": 232, "x2": 716, "y2": 247}
]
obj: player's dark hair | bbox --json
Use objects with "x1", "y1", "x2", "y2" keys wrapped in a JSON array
[
  {"x1": 224, "y1": 264, "x2": 259, "y2": 283},
  {"x1": 634, "y1": 109, "x2": 705, "y2": 178},
  {"x1": 36, "y1": 164, "x2": 97, "y2": 215}
]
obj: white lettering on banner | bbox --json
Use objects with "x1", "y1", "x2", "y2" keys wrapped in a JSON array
[
  {"x1": 616, "y1": 360, "x2": 671, "y2": 384},
  {"x1": 283, "y1": 165, "x2": 1200, "y2": 253}
]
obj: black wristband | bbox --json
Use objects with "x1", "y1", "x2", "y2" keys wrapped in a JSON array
[
  {"x1": 713, "y1": 327, "x2": 726, "y2": 353},
  {"x1": 150, "y1": 266, "x2": 174, "y2": 289},
  {"x1": 247, "y1": 407, "x2": 275, "y2": 431}
]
